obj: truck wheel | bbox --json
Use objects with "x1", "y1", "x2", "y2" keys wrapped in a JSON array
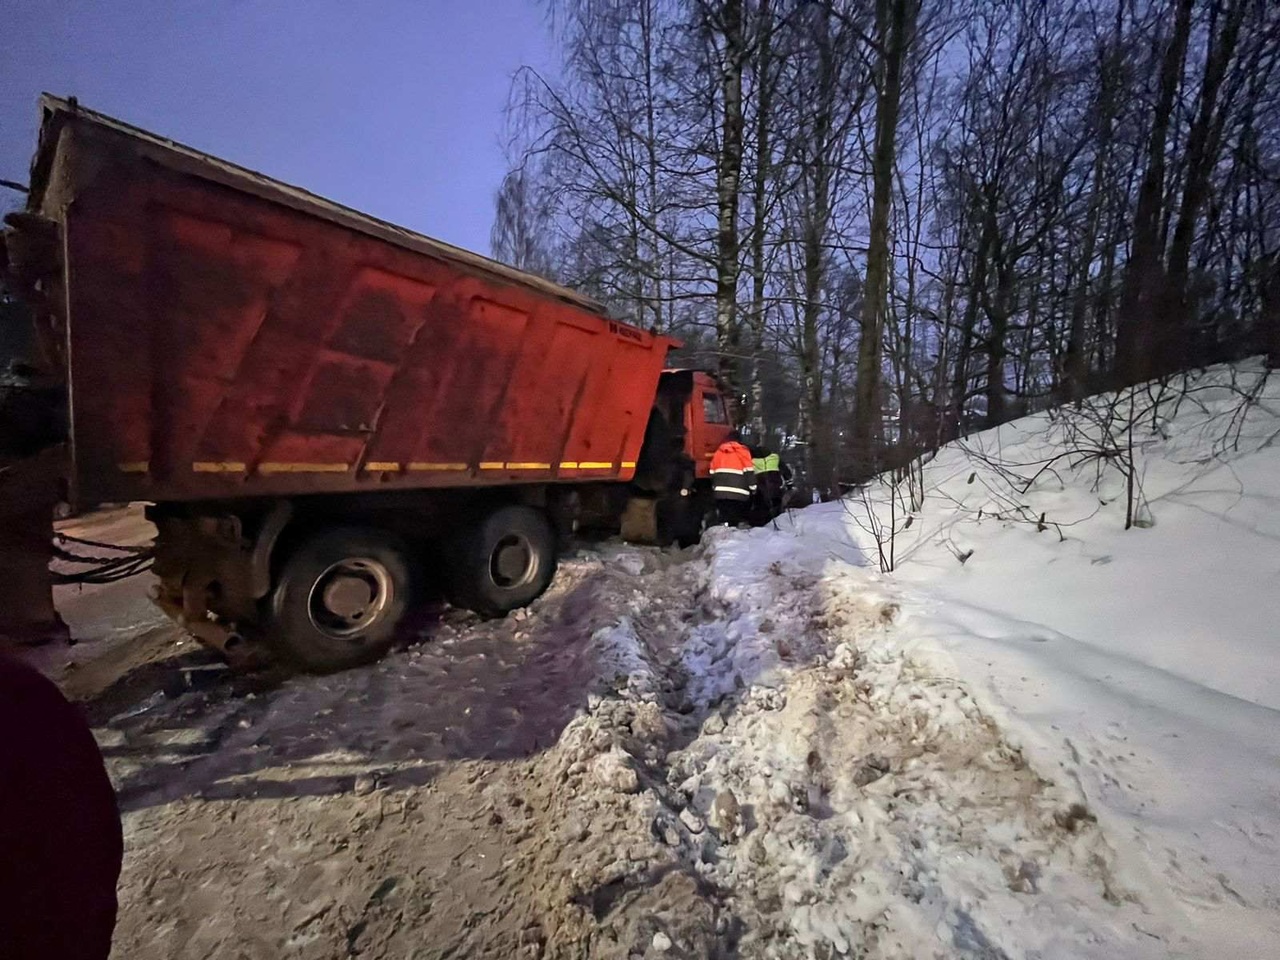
[
  {"x1": 268, "y1": 527, "x2": 411, "y2": 673},
  {"x1": 450, "y1": 505, "x2": 556, "y2": 617}
]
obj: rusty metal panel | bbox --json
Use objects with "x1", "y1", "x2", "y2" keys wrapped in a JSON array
[{"x1": 38, "y1": 102, "x2": 676, "y2": 506}]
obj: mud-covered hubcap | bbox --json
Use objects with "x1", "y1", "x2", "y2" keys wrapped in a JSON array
[
  {"x1": 489, "y1": 534, "x2": 538, "y2": 589},
  {"x1": 308, "y1": 558, "x2": 394, "y2": 640}
]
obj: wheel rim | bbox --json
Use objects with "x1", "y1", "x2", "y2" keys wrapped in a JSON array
[
  {"x1": 489, "y1": 533, "x2": 539, "y2": 589},
  {"x1": 306, "y1": 557, "x2": 394, "y2": 641}
]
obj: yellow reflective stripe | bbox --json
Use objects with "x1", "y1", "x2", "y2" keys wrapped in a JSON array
[
  {"x1": 126, "y1": 459, "x2": 639, "y2": 476},
  {"x1": 407, "y1": 462, "x2": 467, "y2": 471},
  {"x1": 258, "y1": 462, "x2": 350, "y2": 474}
]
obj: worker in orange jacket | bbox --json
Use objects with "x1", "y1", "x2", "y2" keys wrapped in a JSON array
[{"x1": 710, "y1": 432, "x2": 756, "y2": 527}]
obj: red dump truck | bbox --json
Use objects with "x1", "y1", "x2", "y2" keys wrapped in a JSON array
[{"x1": 0, "y1": 96, "x2": 735, "y2": 671}]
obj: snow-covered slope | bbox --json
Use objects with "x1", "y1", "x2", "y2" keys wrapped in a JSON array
[{"x1": 765, "y1": 360, "x2": 1280, "y2": 955}]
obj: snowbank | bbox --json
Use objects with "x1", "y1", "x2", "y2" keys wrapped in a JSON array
[
  {"x1": 768, "y1": 361, "x2": 1280, "y2": 955},
  {"x1": 687, "y1": 525, "x2": 1156, "y2": 958}
]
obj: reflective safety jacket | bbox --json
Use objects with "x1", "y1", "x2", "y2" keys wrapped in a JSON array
[
  {"x1": 711, "y1": 441, "x2": 756, "y2": 501},
  {"x1": 752, "y1": 452, "x2": 781, "y2": 474}
]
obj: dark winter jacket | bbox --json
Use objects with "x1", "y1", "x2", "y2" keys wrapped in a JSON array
[{"x1": 0, "y1": 653, "x2": 122, "y2": 960}]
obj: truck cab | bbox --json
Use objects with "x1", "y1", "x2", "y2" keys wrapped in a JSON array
[
  {"x1": 646, "y1": 369, "x2": 733, "y2": 474},
  {"x1": 617, "y1": 369, "x2": 734, "y2": 546},
  {"x1": 684, "y1": 370, "x2": 734, "y2": 478}
]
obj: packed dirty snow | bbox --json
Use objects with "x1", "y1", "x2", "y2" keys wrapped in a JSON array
[
  {"x1": 671, "y1": 526, "x2": 1154, "y2": 959},
  {"x1": 57, "y1": 362, "x2": 1279, "y2": 958},
  {"x1": 98, "y1": 525, "x2": 1149, "y2": 959}
]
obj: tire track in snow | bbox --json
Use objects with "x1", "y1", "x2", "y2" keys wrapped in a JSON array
[{"x1": 578, "y1": 528, "x2": 1163, "y2": 959}]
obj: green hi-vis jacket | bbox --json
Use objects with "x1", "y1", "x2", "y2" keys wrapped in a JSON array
[{"x1": 753, "y1": 453, "x2": 781, "y2": 474}]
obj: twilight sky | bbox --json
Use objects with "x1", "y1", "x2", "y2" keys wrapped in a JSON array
[{"x1": 0, "y1": 0, "x2": 556, "y2": 253}]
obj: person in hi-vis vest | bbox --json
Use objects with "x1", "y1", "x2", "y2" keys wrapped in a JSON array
[{"x1": 750, "y1": 447, "x2": 789, "y2": 522}]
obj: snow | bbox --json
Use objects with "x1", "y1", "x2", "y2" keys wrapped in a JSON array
[
  {"x1": 675, "y1": 522, "x2": 1158, "y2": 959},
  {"x1": 81, "y1": 362, "x2": 1280, "y2": 958},
  {"x1": 745, "y1": 360, "x2": 1280, "y2": 955}
]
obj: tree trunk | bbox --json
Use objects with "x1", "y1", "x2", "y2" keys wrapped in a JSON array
[
  {"x1": 932, "y1": 258, "x2": 959, "y2": 446},
  {"x1": 641, "y1": 0, "x2": 665, "y2": 332},
  {"x1": 713, "y1": 0, "x2": 746, "y2": 400},
  {"x1": 1165, "y1": 0, "x2": 1246, "y2": 370},
  {"x1": 1064, "y1": 22, "x2": 1122, "y2": 402},
  {"x1": 1264, "y1": 252, "x2": 1280, "y2": 369},
  {"x1": 949, "y1": 261, "x2": 983, "y2": 436},
  {"x1": 852, "y1": 0, "x2": 916, "y2": 470},
  {"x1": 1114, "y1": 0, "x2": 1194, "y2": 384},
  {"x1": 984, "y1": 258, "x2": 1013, "y2": 426},
  {"x1": 746, "y1": 0, "x2": 774, "y2": 436},
  {"x1": 951, "y1": 193, "x2": 995, "y2": 434},
  {"x1": 801, "y1": 9, "x2": 838, "y2": 482}
]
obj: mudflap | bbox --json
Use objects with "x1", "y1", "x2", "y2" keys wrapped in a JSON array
[
  {"x1": 620, "y1": 496, "x2": 661, "y2": 544},
  {"x1": 0, "y1": 446, "x2": 70, "y2": 646},
  {"x1": 620, "y1": 494, "x2": 705, "y2": 548}
]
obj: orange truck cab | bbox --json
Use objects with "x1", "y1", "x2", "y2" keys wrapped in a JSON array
[
  {"x1": 0, "y1": 96, "x2": 735, "y2": 671},
  {"x1": 690, "y1": 371, "x2": 736, "y2": 476}
]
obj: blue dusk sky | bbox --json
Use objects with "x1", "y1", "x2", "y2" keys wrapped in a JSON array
[{"x1": 0, "y1": 0, "x2": 557, "y2": 253}]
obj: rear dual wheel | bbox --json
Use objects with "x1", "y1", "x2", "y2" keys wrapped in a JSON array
[
  {"x1": 268, "y1": 527, "x2": 411, "y2": 673},
  {"x1": 266, "y1": 506, "x2": 557, "y2": 673},
  {"x1": 447, "y1": 504, "x2": 557, "y2": 617}
]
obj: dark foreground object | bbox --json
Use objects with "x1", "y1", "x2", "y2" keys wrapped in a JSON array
[{"x1": 0, "y1": 653, "x2": 122, "y2": 960}]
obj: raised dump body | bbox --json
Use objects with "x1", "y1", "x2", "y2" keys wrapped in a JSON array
[
  {"x1": 2, "y1": 96, "x2": 734, "y2": 671},
  {"x1": 25, "y1": 96, "x2": 675, "y2": 507}
]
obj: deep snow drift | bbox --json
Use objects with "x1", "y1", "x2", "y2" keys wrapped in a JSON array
[{"x1": 767, "y1": 360, "x2": 1280, "y2": 955}]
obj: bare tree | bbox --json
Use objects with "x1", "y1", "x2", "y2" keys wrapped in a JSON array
[
  {"x1": 493, "y1": 0, "x2": 1280, "y2": 487},
  {"x1": 490, "y1": 165, "x2": 559, "y2": 278},
  {"x1": 852, "y1": 0, "x2": 919, "y2": 469}
]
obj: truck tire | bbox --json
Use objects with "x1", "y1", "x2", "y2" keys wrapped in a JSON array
[
  {"x1": 267, "y1": 527, "x2": 412, "y2": 673},
  {"x1": 450, "y1": 505, "x2": 556, "y2": 617}
]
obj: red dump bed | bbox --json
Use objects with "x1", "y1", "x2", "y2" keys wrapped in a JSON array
[{"x1": 26, "y1": 97, "x2": 676, "y2": 506}]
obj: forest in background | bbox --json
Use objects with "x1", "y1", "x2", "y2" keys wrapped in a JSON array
[{"x1": 492, "y1": 0, "x2": 1280, "y2": 485}]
